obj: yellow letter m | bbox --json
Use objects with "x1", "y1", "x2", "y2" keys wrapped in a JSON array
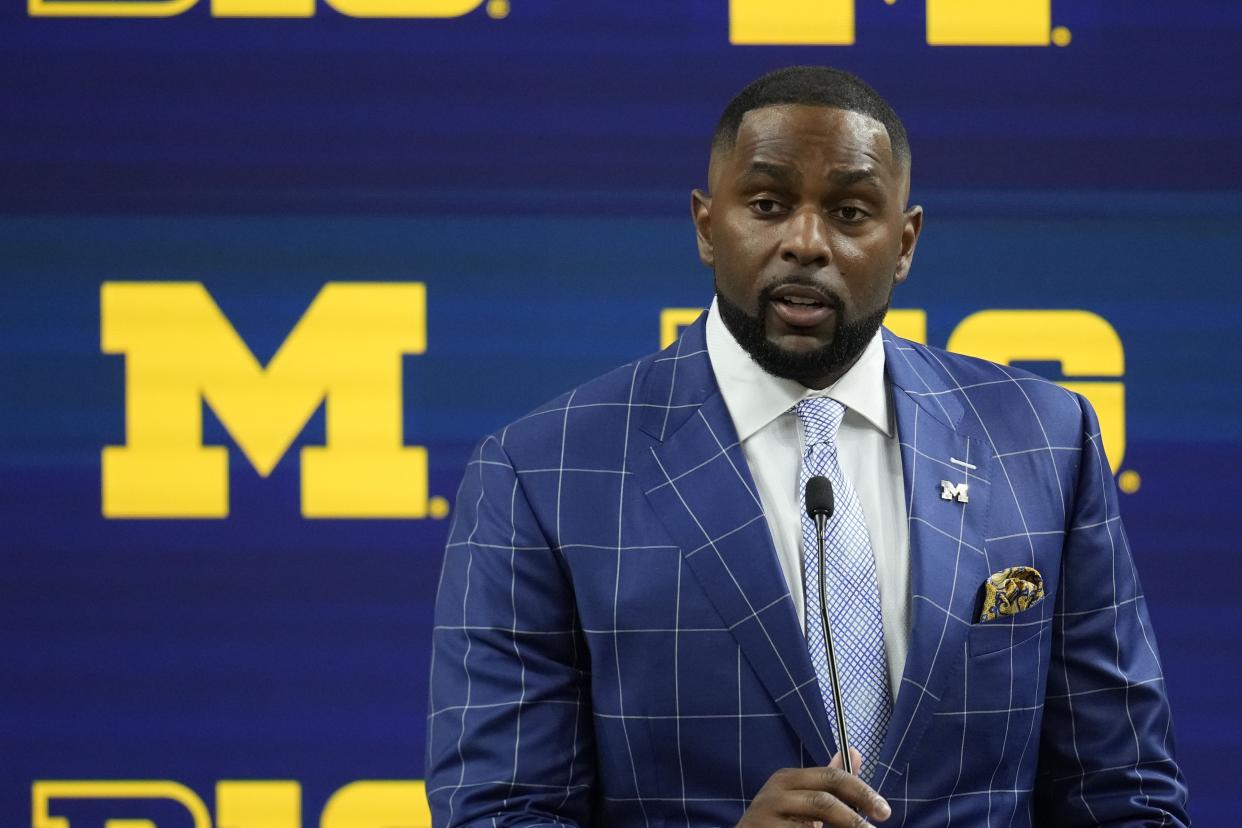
[{"x1": 102, "y1": 282, "x2": 428, "y2": 519}]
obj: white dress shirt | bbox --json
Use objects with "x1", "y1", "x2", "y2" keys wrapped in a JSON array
[{"x1": 705, "y1": 300, "x2": 910, "y2": 700}]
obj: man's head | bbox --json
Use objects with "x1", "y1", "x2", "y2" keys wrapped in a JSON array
[{"x1": 693, "y1": 66, "x2": 923, "y2": 389}]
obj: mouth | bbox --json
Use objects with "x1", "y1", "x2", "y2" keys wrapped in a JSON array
[{"x1": 766, "y1": 283, "x2": 837, "y2": 330}]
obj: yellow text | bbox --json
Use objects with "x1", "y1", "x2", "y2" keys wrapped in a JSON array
[
  {"x1": 102, "y1": 282, "x2": 429, "y2": 519},
  {"x1": 33, "y1": 779, "x2": 430, "y2": 828},
  {"x1": 730, "y1": 0, "x2": 1059, "y2": 47},
  {"x1": 29, "y1": 0, "x2": 481, "y2": 18}
]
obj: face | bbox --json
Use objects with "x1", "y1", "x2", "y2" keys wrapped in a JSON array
[{"x1": 692, "y1": 105, "x2": 922, "y2": 388}]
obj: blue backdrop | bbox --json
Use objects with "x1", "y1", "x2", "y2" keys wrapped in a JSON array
[{"x1": 4, "y1": 1, "x2": 1241, "y2": 824}]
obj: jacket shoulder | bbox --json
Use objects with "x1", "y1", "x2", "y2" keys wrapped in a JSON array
[
  {"x1": 483, "y1": 316, "x2": 716, "y2": 470},
  {"x1": 884, "y1": 331, "x2": 1090, "y2": 444}
]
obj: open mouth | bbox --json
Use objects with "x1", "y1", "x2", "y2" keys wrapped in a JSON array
[
  {"x1": 776, "y1": 295, "x2": 824, "y2": 309},
  {"x1": 767, "y1": 284, "x2": 836, "y2": 329}
]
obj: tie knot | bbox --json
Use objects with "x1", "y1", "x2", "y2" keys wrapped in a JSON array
[{"x1": 794, "y1": 396, "x2": 845, "y2": 446}]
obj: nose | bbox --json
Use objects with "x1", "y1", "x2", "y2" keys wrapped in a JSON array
[{"x1": 779, "y1": 208, "x2": 832, "y2": 268}]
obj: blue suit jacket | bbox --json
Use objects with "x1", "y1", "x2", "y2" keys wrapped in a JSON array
[{"x1": 427, "y1": 318, "x2": 1188, "y2": 827}]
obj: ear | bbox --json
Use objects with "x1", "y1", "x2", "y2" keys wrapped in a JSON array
[
  {"x1": 894, "y1": 204, "x2": 923, "y2": 285},
  {"x1": 691, "y1": 189, "x2": 714, "y2": 267}
]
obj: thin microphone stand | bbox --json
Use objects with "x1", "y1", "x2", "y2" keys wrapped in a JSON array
[{"x1": 808, "y1": 477, "x2": 853, "y2": 775}]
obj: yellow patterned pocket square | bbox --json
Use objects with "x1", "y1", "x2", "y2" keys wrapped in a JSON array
[{"x1": 979, "y1": 566, "x2": 1044, "y2": 622}]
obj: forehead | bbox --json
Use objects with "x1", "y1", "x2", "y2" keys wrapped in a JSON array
[{"x1": 720, "y1": 104, "x2": 899, "y2": 180}]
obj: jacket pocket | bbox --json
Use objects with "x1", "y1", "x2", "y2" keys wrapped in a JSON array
[{"x1": 968, "y1": 612, "x2": 1049, "y2": 657}]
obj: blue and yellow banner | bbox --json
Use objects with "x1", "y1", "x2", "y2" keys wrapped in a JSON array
[{"x1": 3, "y1": 1, "x2": 1241, "y2": 824}]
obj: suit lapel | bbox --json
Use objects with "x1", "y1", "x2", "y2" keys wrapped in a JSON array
[
  {"x1": 631, "y1": 322, "x2": 998, "y2": 776},
  {"x1": 871, "y1": 333, "x2": 993, "y2": 796},
  {"x1": 633, "y1": 318, "x2": 836, "y2": 765}
]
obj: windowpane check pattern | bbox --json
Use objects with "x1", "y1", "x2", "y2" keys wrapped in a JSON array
[{"x1": 426, "y1": 317, "x2": 1188, "y2": 827}]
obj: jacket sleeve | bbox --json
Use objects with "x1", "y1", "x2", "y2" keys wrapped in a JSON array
[
  {"x1": 1033, "y1": 394, "x2": 1190, "y2": 826},
  {"x1": 426, "y1": 434, "x2": 595, "y2": 828}
]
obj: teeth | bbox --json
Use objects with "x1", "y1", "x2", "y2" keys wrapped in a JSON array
[{"x1": 783, "y1": 296, "x2": 821, "y2": 306}]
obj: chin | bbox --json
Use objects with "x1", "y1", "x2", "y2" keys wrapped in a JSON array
[
  {"x1": 769, "y1": 332, "x2": 833, "y2": 354},
  {"x1": 717, "y1": 288, "x2": 889, "y2": 387}
]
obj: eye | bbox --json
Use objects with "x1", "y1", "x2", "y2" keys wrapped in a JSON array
[
  {"x1": 750, "y1": 198, "x2": 786, "y2": 216},
  {"x1": 833, "y1": 205, "x2": 870, "y2": 223}
]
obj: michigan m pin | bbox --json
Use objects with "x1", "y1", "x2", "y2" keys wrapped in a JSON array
[{"x1": 939, "y1": 480, "x2": 969, "y2": 503}]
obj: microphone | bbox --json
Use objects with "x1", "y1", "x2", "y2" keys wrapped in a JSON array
[
  {"x1": 804, "y1": 475, "x2": 854, "y2": 776},
  {"x1": 805, "y1": 475, "x2": 834, "y2": 520}
]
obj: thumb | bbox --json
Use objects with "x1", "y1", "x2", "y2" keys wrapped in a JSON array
[{"x1": 827, "y1": 747, "x2": 865, "y2": 776}]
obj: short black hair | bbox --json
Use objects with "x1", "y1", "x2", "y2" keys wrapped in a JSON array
[{"x1": 712, "y1": 65, "x2": 910, "y2": 167}]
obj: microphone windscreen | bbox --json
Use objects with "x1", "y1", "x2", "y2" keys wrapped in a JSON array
[{"x1": 805, "y1": 475, "x2": 834, "y2": 519}]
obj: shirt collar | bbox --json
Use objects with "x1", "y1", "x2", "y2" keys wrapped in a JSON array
[{"x1": 705, "y1": 298, "x2": 892, "y2": 442}]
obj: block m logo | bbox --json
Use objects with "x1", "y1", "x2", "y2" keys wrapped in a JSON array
[
  {"x1": 730, "y1": 0, "x2": 1065, "y2": 46},
  {"x1": 102, "y1": 282, "x2": 429, "y2": 519},
  {"x1": 939, "y1": 480, "x2": 970, "y2": 503}
]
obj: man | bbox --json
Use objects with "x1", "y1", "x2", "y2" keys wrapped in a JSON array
[{"x1": 427, "y1": 66, "x2": 1188, "y2": 826}]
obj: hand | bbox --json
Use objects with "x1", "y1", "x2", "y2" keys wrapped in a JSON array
[{"x1": 736, "y1": 749, "x2": 890, "y2": 827}]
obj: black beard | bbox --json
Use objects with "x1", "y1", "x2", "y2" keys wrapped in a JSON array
[{"x1": 716, "y1": 282, "x2": 889, "y2": 387}]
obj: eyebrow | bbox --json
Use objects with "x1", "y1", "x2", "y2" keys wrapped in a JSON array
[
  {"x1": 829, "y1": 168, "x2": 882, "y2": 188},
  {"x1": 737, "y1": 163, "x2": 885, "y2": 192},
  {"x1": 737, "y1": 161, "x2": 800, "y2": 187}
]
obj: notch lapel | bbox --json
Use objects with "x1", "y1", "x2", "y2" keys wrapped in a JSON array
[
  {"x1": 870, "y1": 333, "x2": 993, "y2": 796},
  {"x1": 633, "y1": 319, "x2": 836, "y2": 765}
]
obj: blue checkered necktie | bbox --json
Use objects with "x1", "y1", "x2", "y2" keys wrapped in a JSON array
[{"x1": 795, "y1": 396, "x2": 892, "y2": 780}]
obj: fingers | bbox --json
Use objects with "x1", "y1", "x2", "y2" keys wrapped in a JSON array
[
  {"x1": 754, "y1": 766, "x2": 890, "y2": 826},
  {"x1": 827, "y1": 748, "x2": 865, "y2": 776},
  {"x1": 803, "y1": 766, "x2": 890, "y2": 825}
]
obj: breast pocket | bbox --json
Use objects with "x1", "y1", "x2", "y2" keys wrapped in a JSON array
[{"x1": 968, "y1": 610, "x2": 1050, "y2": 657}]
